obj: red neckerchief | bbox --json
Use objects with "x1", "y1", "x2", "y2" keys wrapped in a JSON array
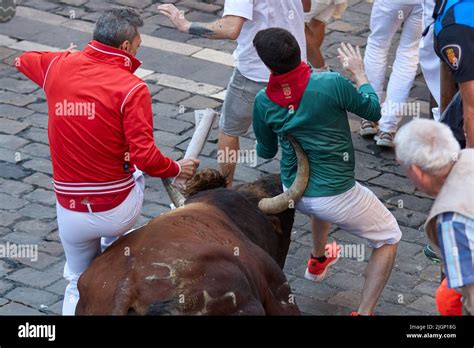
[{"x1": 266, "y1": 62, "x2": 311, "y2": 111}]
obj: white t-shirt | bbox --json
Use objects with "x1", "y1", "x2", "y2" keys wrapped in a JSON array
[{"x1": 223, "y1": 0, "x2": 307, "y2": 83}]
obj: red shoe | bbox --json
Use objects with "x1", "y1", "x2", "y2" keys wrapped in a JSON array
[
  {"x1": 304, "y1": 242, "x2": 340, "y2": 282},
  {"x1": 350, "y1": 311, "x2": 374, "y2": 316}
]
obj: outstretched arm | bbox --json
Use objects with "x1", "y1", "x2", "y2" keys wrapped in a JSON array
[
  {"x1": 337, "y1": 43, "x2": 369, "y2": 88},
  {"x1": 158, "y1": 4, "x2": 245, "y2": 40},
  {"x1": 16, "y1": 51, "x2": 64, "y2": 88},
  {"x1": 335, "y1": 43, "x2": 381, "y2": 122},
  {"x1": 15, "y1": 42, "x2": 78, "y2": 88},
  {"x1": 122, "y1": 85, "x2": 199, "y2": 180}
]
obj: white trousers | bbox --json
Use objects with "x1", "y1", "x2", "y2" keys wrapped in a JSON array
[
  {"x1": 364, "y1": 0, "x2": 423, "y2": 133},
  {"x1": 57, "y1": 170, "x2": 145, "y2": 315},
  {"x1": 419, "y1": 0, "x2": 441, "y2": 119}
]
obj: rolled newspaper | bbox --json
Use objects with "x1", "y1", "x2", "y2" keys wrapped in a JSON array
[
  {"x1": 162, "y1": 108, "x2": 217, "y2": 208},
  {"x1": 184, "y1": 108, "x2": 217, "y2": 160}
]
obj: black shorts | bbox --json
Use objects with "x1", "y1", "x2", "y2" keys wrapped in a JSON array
[{"x1": 435, "y1": 24, "x2": 474, "y2": 84}]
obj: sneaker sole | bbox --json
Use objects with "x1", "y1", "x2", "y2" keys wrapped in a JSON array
[
  {"x1": 376, "y1": 139, "x2": 394, "y2": 148},
  {"x1": 304, "y1": 256, "x2": 339, "y2": 282},
  {"x1": 359, "y1": 129, "x2": 378, "y2": 137}
]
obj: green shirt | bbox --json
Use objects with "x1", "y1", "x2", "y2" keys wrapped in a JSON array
[{"x1": 253, "y1": 72, "x2": 381, "y2": 197}]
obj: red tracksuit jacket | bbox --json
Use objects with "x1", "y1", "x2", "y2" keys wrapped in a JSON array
[{"x1": 17, "y1": 40, "x2": 180, "y2": 212}]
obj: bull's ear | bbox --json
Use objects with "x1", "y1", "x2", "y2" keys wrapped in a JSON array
[{"x1": 268, "y1": 216, "x2": 283, "y2": 235}]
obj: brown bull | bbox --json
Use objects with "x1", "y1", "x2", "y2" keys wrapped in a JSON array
[{"x1": 76, "y1": 136, "x2": 309, "y2": 315}]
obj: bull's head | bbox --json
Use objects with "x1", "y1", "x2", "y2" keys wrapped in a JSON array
[
  {"x1": 163, "y1": 135, "x2": 310, "y2": 215},
  {"x1": 161, "y1": 136, "x2": 309, "y2": 268}
]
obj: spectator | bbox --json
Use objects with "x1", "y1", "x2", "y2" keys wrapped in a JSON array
[
  {"x1": 360, "y1": 0, "x2": 423, "y2": 148},
  {"x1": 395, "y1": 118, "x2": 474, "y2": 315}
]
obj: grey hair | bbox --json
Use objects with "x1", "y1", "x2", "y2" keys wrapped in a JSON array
[
  {"x1": 93, "y1": 8, "x2": 143, "y2": 48},
  {"x1": 394, "y1": 118, "x2": 461, "y2": 174}
]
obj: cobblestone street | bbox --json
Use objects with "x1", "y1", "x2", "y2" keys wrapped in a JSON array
[{"x1": 0, "y1": 0, "x2": 440, "y2": 315}]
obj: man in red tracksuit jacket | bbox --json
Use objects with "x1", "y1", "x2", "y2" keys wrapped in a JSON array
[{"x1": 16, "y1": 8, "x2": 199, "y2": 315}]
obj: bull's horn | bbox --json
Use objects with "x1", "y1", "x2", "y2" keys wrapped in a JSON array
[
  {"x1": 258, "y1": 135, "x2": 309, "y2": 215},
  {"x1": 162, "y1": 178, "x2": 186, "y2": 208}
]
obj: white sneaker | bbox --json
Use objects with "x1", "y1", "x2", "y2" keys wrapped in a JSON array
[
  {"x1": 359, "y1": 120, "x2": 378, "y2": 137},
  {"x1": 375, "y1": 131, "x2": 395, "y2": 148}
]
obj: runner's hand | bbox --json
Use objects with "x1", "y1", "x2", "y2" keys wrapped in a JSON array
[
  {"x1": 176, "y1": 159, "x2": 200, "y2": 181},
  {"x1": 337, "y1": 43, "x2": 368, "y2": 87},
  {"x1": 64, "y1": 43, "x2": 79, "y2": 53},
  {"x1": 158, "y1": 4, "x2": 191, "y2": 32},
  {"x1": 337, "y1": 43, "x2": 364, "y2": 76}
]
